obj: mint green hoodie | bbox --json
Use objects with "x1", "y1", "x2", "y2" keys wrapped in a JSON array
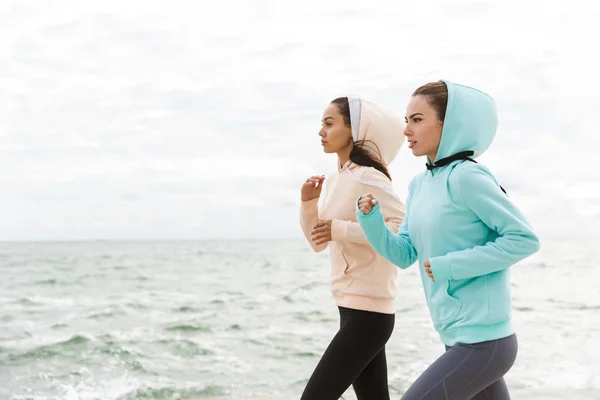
[{"x1": 356, "y1": 81, "x2": 540, "y2": 346}]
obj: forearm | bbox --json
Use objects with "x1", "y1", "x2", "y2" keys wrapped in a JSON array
[
  {"x1": 299, "y1": 198, "x2": 328, "y2": 252},
  {"x1": 332, "y1": 218, "x2": 401, "y2": 245},
  {"x1": 356, "y1": 203, "x2": 417, "y2": 269},
  {"x1": 430, "y1": 230, "x2": 540, "y2": 281}
]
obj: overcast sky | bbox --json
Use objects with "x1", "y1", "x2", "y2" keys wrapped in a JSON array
[{"x1": 1, "y1": 0, "x2": 598, "y2": 241}]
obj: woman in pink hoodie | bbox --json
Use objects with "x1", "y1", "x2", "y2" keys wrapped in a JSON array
[{"x1": 299, "y1": 96, "x2": 407, "y2": 400}]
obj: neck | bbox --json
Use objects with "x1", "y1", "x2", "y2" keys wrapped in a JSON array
[
  {"x1": 427, "y1": 151, "x2": 438, "y2": 165},
  {"x1": 337, "y1": 145, "x2": 352, "y2": 168}
]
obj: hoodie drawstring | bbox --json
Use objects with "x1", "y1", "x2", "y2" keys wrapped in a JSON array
[
  {"x1": 426, "y1": 151, "x2": 476, "y2": 170},
  {"x1": 426, "y1": 151, "x2": 507, "y2": 195}
]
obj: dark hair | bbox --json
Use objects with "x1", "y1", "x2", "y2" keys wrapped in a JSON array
[
  {"x1": 330, "y1": 97, "x2": 392, "y2": 180},
  {"x1": 412, "y1": 81, "x2": 448, "y2": 122}
]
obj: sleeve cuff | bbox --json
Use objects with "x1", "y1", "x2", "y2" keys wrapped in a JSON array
[
  {"x1": 331, "y1": 219, "x2": 349, "y2": 241},
  {"x1": 355, "y1": 197, "x2": 383, "y2": 224},
  {"x1": 429, "y1": 256, "x2": 454, "y2": 282}
]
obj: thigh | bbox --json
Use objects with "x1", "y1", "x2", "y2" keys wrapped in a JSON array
[
  {"x1": 352, "y1": 346, "x2": 391, "y2": 400},
  {"x1": 401, "y1": 335, "x2": 518, "y2": 400},
  {"x1": 300, "y1": 308, "x2": 394, "y2": 400}
]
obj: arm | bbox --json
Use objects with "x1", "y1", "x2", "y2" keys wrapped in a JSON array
[
  {"x1": 355, "y1": 179, "x2": 419, "y2": 269},
  {"x1": 300, "y1": 198, "x2": 328, "y2": 253},
  {"x1": 429, "y1": 164, "x2": 540, "y2": 282},
  {"x1": 331, "y1": 170, "x2": 406, "y2": 244}
]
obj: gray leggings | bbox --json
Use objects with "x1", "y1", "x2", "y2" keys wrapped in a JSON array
[{"x1": 401, "y1": 334, "x2": 518, "y2": 400}]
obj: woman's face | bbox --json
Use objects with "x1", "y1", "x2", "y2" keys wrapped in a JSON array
[
  {"x1": 319, "y1": 103, "x2": 352, "y2": 154},
  {"x1": 404, "y1": 95, "x2": 443, "y2": 161}
]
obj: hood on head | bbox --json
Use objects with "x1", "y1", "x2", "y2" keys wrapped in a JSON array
[
  {"x1": 433, "y1": 80, "x2": 498, "y2": 164},
  {"x1": 347, "y1": 97, "x2": 405, "y2": 167}
]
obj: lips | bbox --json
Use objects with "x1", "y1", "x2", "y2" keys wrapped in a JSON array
[{"x1": 408, "y1": 141, "x2": 417, "y2": 149}]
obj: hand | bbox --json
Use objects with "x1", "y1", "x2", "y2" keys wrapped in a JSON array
[
  {"x1": 358, "y1": 193, "x2": 378, "y2": 215},
  {"x1": 301, "y1": 175, "x2": 326, "y2": 201},
  {"x1": 424, "y1": 260, "x2": 435, "y2": 282},
  {"x1": 311, "y1": 220, "x2": 332, "y2": 245}
]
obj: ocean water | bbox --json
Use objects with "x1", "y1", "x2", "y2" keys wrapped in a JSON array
[{"x1": 0, "y1": 239, "x2": 599, "y2": 400}]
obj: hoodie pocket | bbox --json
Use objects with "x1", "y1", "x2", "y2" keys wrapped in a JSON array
[
  {"x1": 342, "y1": 248, "x2": 375, "y2": 278},
  {"x1": 330, "y1": 247, "x2": 353, "y2": 293},
  {"x1": 431, "y1": 281, "x2": 462, "y2": 326}
]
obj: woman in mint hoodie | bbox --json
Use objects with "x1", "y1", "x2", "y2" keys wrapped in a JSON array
[{"x1": 356, "y1": 81, "x2": 540, "y2": 400}]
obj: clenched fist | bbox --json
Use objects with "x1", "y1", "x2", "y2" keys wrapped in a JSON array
[
  {"x1": 358, "y1": 193, "x2": 379, "y2": 215},
  {"x1": 424, "y1": 260, "x2": 435, "y2": 282},
  {"x1": 301, "y1": 175, "x2": 326, "y2": 201}
]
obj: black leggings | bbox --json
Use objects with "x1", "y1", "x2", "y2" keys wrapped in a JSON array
[{"x1": 300, "y1": 306, "x2": 395, "y2": 400}]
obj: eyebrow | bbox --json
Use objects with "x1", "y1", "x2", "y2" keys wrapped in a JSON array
[
  {"x1": 408, "y1": 112, "x2": 424, "y2": 119},
  {"x1": 323, "y1": 117, "x2": 334, "y2": 122}
]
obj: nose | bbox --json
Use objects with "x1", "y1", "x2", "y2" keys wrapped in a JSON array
[
  {"x1": 403, "y1": 126, "x2": 412, "y2": 137},
  {"x1": 319, "y1": 128, "x2": 326, "y2": 138}
]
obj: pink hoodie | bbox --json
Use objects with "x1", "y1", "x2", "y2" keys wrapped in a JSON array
[{"x1": 300, "y1": 98, "x2": 407, "y2": 314}]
